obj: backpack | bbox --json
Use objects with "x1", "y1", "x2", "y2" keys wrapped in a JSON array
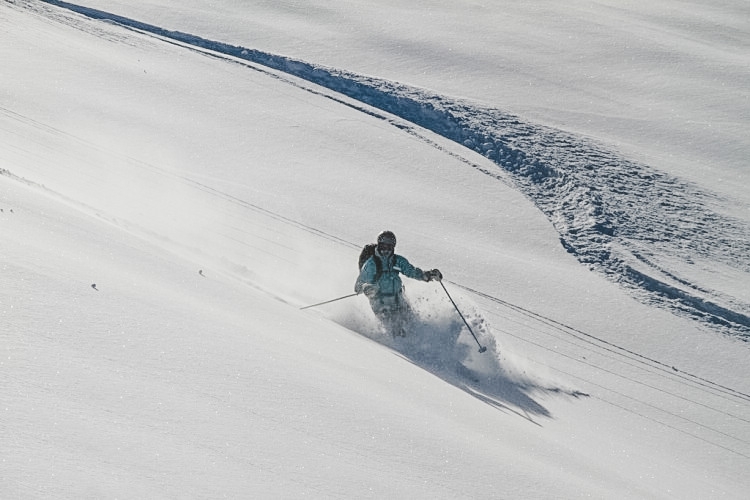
[{"x1": 358, "y1": 243, "x2": 383, "y2": 281}]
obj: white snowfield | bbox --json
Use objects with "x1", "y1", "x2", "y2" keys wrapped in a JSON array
[{"x1": 2, "y1": 1, "x2": 749, "y2": 498}]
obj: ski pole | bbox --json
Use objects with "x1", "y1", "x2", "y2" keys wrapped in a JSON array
[
  {"x1": 440, "y1": 281, "x2": 487, "y2": 353},
  {"x1": 300, "y1": 292, "x2": 359, "y2": 310}
]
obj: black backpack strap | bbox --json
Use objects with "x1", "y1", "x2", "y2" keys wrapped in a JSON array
[{"x1": 373, "y1": 255, "x2": 383, "y2": 282}]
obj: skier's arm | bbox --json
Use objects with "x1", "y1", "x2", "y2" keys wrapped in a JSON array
[
  {"x1": 395, "y1": 255, "x2": 442, "y2": 282},
  {"x1": 394, "y1": 255, "x2": 426, "y2": 281},
  {"x1": 355, "y1": 258, "x2": 378, "y2": 294}
]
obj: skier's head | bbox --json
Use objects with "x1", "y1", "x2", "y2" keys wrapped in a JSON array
[{"x1": 377, "y1": 230, "x2": 397, "y2": 256}]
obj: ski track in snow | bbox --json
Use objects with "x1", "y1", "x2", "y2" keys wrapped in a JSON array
[{"x1": 38, "y1": 0, "x2": 750, "y2": 339}]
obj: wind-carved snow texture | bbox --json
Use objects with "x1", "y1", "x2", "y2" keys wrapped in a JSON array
[{"x1": 42, "y1": 0, "x2": 750, "y2": 339}]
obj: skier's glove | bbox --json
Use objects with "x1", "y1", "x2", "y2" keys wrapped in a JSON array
[
  {"x1": 362, "y1": 283, "x2": 379, "y2": 298},
  {"x1": 424, "y1": 269, "x2": 443, "y2": 282}
]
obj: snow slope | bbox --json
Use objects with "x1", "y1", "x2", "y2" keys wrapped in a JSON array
[
  {"x1": 40, "y1": 0, "x2": 750, "y2": 338},
  {"x1": 2, "y1": 1, "x2": 749, "y2": 498}
]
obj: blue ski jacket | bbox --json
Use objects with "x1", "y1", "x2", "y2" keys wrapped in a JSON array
[{"x1": 355, "y1": 248, "x2": 427, "y2": 298}]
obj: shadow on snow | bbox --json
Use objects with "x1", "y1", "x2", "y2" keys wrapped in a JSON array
[{"x1": 334, "y1": 291, "x2": 588, "y2": 425}]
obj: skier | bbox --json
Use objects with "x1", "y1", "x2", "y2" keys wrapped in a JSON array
[{"x1": 355, "y1": 230, "x2": 442, "y2": 337}]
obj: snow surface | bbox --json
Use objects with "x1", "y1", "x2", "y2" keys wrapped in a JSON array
[{"x1": 2, "y1": 0, "x2": 749, "y2": 498}]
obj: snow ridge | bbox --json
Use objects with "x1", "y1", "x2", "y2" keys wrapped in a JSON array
[{"x1": 42, "y1": 0, "x2": 750, "y2": 338}]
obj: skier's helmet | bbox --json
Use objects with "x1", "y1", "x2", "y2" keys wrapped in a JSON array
[{"x1": 377, "y1": 230, "x2": 397, "y2": 247}]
